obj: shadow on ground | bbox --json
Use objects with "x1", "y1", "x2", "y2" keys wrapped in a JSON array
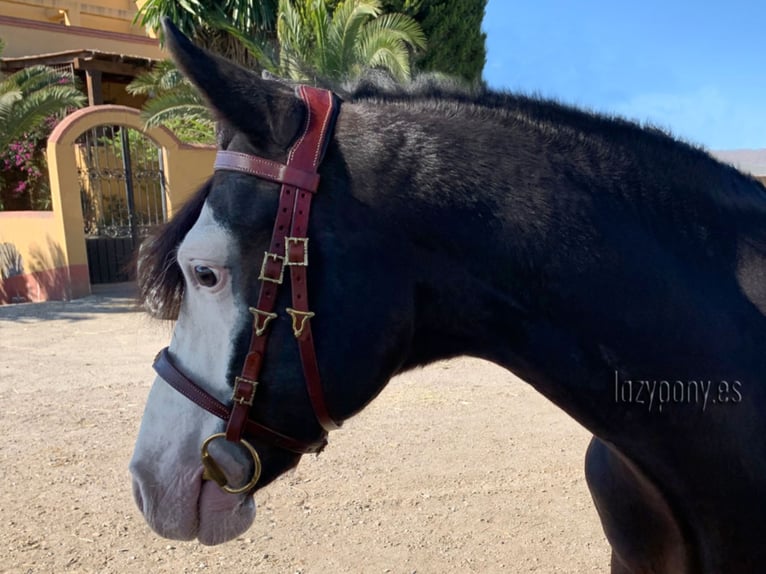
[{"x1": 0, "y1": 282, "x2": 141, "y2": 323}]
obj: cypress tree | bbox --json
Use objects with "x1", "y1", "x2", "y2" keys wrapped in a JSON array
[{"x1": 382, "y1": 0, "x2": 487, "y2": 84}]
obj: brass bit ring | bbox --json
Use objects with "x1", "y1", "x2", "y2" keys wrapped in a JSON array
[{"x1": 200, "y1": 433, "x2": 262, "y2": 494}]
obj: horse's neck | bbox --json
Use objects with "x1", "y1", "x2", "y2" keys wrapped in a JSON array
[
  {"x1": 337, "y1": 103, "x2": 644, "y2": 432},
  {"x1": 387, "y1": 177, "x2": 541, "y2": 376},
  {"x1": 340, "y1": 100, "x2": 766, "y2": 465}
]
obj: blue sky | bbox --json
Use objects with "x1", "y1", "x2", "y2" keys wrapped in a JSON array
[{"x1": 482, "y1": 1, "x2": 765, "y2": 150}]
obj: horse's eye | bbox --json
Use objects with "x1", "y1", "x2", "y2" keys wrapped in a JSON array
[{"x1": 193, "y1": 265, "x2": 218, "y2": 288}]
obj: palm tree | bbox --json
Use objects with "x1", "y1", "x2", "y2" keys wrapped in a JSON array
[
  {"x1": 277, "y1": 0, "x2": 426, "y2": 83},
  {"x1": 126, "y1": 60, "x2": 214, "y2": 144},
  {"x1": 0, "y1": 64, "x2": 86, "y2": 151},
  {"x1": 130, "y1": 0, "x2": 426, "y2": 138},
  {"x1": 0, "y1": 44, "x2": 87, "y2": 209},
  {"x1": 134, "y1": 0, "x2": 279, "y2": 68}
]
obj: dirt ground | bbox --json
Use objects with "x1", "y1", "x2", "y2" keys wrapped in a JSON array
[{"x1": 1, "y1": 284, "x2": 609, "y2": 573}]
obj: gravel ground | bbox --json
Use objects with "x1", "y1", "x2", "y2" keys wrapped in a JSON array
[{"x1": 0, "y1": 284, "x2": 609, "y2": 573}]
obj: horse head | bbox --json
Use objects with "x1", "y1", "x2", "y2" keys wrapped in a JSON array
[{"x1": 129, "y1": 20, "x2": 418, "y2": 545}]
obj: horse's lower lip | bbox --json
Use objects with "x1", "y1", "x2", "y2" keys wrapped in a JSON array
[
  {"x1": 130, "y1": 466, "x2": 204, "y2": 541},
  {"x1": 130, "y1": 462, "x2": 254, "y2": 544},
  {"x1": 196, "y1": 480, "x2": 256, "y2": 545}
]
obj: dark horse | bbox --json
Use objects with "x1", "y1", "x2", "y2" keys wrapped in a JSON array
[{"x1": 130, "y1": 20, "x2": 766, "y2": 573}]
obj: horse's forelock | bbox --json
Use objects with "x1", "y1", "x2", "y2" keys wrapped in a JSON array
[{"x1": 137, "y1": 182, "x2": 211, "y2": 320}]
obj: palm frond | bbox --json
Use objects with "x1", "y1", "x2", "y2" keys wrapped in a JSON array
[
  {"x1": 277, "y1": 0, "x2": 313, "y2": 79},
  {"x1": 0, "y1": 89, "x2": 22, "y2": 121},
  {"x1": 308, "y1": 0, "x2": 331, "y2": 72},
  {"x1": 221, "y1": 0, "x2": 278, "y2": 32},
  {"x1": 364, "y1": 12, "x2": 426, "y2": 51},
  {"x1": 134, "y1": 0, "x2": 207, "y2": 38},
  {"x1": 127, "y1": 63, "x2": 215, "y2": 143},
  {"x1": 142, "y1": 104, "x2": 213, "y2": 131},
  {"x1": 274, "y1": 0, "x2": 424, "y2": 83},
  {"x1": 127, "y1": 61, "x2": 186, "y2": 96},
  {"x1": 207, "y1": 17, "x2": 279, "y2": 72},
  {"x1": 356, "y1": 30, "x2": 412, "y2": 82},
  {"x1": 329, "y1": 0, "x2": 380, "y2": 72},
  {"x1": 139, "y1": 89, "x2": 211, "y2": 128},
  {"x1": 135, "y1": 0, "x2": 278, "y2": 70},
  {"x1": 0, "y1": 65, "x2": 74, "y2": 96},
  {"x1": 0, "y1": 86, "x2": 85, "y2": 149}
]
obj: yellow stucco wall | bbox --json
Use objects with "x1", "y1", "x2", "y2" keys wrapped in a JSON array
[
  {"x1": 0, "y1": 212, "x2": 62, "y2": 271},
  {"x1": 45, "y1": 105, "x2": 216, "y2": 220},
  {"x1": 0, "y1": 211, "x2": 74, "y2": 302},
  {"x1": 0, "y1": 1, "x2": 163, "y2": 59},
  {"x1": 0, "y1": 0, "x2": 151, "y2": 38},
  {"x1": 1, "y1": 105, "x2": 214, "y2": 303},
  {"x1": 162, "y1": 145, "x2": 216, "y2": 216}
]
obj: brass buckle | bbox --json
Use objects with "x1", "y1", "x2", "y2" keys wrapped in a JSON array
[
  {"x1": 201, "y1": 433, "x2": 262, "y2": 494},
  {"x1": 284, "y1": 237, "x2": 309, "y2": 266},
  {"x1": 258, "y1": 251, "x2": 285, "y2": 284},
  {"x1": 249, "y1": 307, "x2": 277, "y2": 337},
  {"x1": 233, "y1": 376, "x2": 257, "y2": 405},
  {"x1": 285, "y1": 307, "x2": 315, "y2": 338}
]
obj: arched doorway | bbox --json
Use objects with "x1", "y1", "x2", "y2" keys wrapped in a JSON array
[
  {"x1": 45, "y1": 105, "x2": 214, "y2": 299},
  {"x1": 77, "y1": 124, "x2": 167, "y2": 283}
]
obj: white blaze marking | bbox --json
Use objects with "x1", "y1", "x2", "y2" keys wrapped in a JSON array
[{"x1": 130, "y1": 203, "x2": 252, "y2": 540}]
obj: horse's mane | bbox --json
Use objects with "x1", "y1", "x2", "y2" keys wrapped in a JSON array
[
  {"x1": 138, "y1": 181, "x2": 210, "y2": 319},
  {"x1": 345, "y1": 72, "x2": 704, "y2": 161},
  {"x1": 343, "y1": 72, "x2": 766, "y2": 215}
]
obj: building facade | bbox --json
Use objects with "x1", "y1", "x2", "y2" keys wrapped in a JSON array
[{"x1": 0, "y1": 0, "x2": 164, "y2": 107}]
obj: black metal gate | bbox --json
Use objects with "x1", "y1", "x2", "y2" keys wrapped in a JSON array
[{"x1": 78, "y1": 125, "x2": 166, "y2": 283}]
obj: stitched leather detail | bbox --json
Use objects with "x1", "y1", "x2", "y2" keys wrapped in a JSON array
[
  {"x1": 214, "y1": 151, "x2": 320, "y2": 192},
  {"x1": 153, "y1": 348, "x2": 327, "y2": 454}
]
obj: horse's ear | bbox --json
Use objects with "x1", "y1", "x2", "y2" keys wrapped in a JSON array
[{"x1": 161, "y1": 18, "x2": 305, "y2": 151}]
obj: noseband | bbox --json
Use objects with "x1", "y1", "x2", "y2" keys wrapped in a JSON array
[{"x1": 152, "y1": 85, "x2": 341, "y2": 493}]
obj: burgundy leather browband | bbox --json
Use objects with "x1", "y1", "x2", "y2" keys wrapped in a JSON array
[{"x1": 152, "y1": 85, "x2": 341, "y2": 459}]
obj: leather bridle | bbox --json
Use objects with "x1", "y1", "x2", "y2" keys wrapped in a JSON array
[{"x1": 152, "y1": 85, "x2": 341, "y2": 493}]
